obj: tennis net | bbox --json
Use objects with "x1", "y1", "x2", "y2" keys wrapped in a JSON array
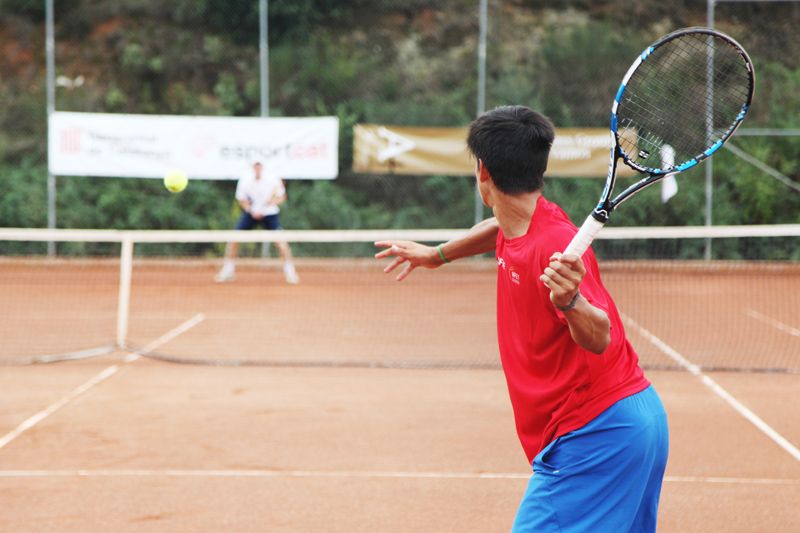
[{"x1": 0, "y1": 226, "x2": 797, "y2": 372}]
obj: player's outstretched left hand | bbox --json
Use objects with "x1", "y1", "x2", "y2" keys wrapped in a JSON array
[
  {"x1": 374, "y1": 240, "x2": 441, "y2": 281},
  {"x1": 539, "y1": 252, "x2": 585, "y2": 309}
]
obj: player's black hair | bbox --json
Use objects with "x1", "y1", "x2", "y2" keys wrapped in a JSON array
[{"x1": 466, "y1": 105, "x2": 554, "y2": 194}]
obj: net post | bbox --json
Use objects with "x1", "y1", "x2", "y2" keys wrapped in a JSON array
[{"x1": 116, "y1": 235, "x2": 134, "y2": 349}]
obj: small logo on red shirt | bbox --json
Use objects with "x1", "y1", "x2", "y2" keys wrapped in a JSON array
[{"x1": 499, "y1": 257, "x2": 521, "y2": 284}]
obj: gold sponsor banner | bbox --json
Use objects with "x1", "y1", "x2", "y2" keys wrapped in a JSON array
[
  {"x1": 353, "y1": 124, "x2": 472, "y2": 176},
  {"x1": 353, "y1": 124, "x2": 635, "y2": 178}
]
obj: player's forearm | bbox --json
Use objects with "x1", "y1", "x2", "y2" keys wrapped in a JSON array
[
  {"x1": 438, "y1": 217, "x2": 498, "y2": 262},
  {"x1": 562, "y1": 296, "x2": 611, "y2": 354}
]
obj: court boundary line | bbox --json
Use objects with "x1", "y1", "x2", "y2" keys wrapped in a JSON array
[
  {"x1": 123, "y1": 313, "x2": 206, "y2": 362},
  {"x1": 745, "y1": 309, "x2": 800, "y2": 338},
  {"x1": 0, "y1": 314, "x2": 205, "y2": 451},
  {"x1": 0, "y1": 365, "x2": 119, "y2": 450},
  {"x1": 0, "y1": 469, "x2": 796, "y2": 485},
  {"x1": 623, "y1": 314, "x2": 800, "y2": 462}
]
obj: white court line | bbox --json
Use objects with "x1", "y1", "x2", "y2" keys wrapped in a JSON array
[
  {"x1": 0, "y1": 366, "x2": 119, "y2": 450},
  {"x1": 0, "y1": 469, "x2": 528, "y2": 480},
  {"x1": 623, "y1": 314, "x2": 800, "y2": 462},
  {"x1": 0, "y1": 314, "x2": 206, "y2": 451},
  {"x1": 665, "y1": 475, "x2": 800, "y2": 485},
  {"x1": 745, "y1": 309, "x2": 800, "y2": 338},
  {"x1": 0, "y1": 469, "x2": 796, "y2": 485},
  {"x1": 124, "y1": 313, "x2": 206, "y2": 362}
]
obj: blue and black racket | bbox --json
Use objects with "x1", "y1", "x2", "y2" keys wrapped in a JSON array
[{"x1": 564, "y1": 27, "x2": 755, "y2": 257}]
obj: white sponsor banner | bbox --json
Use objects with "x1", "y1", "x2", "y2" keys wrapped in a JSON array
[{"x1": 49, "y1": 112, "x2": 339, "y2": 180}]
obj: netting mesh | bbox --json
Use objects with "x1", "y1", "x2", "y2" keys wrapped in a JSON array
[{"x1": 1, "y1": 228, "x2": 797, "y2": 373}]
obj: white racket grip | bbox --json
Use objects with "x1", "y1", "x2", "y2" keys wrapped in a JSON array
[{"x1": 563, "y1": 215, "x2": 605, "y2": 257}]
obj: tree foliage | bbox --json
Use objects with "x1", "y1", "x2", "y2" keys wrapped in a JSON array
[{"x1": 0, "y1": 0, "x2": 797, "y2": 248}]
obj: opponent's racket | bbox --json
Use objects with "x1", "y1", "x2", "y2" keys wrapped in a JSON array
[{"x1": 564, "y1": 27, "x2": 755, "y2": 257}]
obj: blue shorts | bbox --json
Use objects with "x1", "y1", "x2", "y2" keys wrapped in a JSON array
[
  {"x1": 235, "y1": 212, "x2": 282, "y2": 231},
  {"x1": 512, "y1": 385, "x2": 669, "y2": 533}
]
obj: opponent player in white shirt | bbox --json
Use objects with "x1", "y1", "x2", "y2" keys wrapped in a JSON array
[{"x1": 215, "y1": 161, "x2": 299, "y2": 284}]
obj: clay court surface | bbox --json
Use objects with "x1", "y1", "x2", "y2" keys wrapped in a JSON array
[{"x1": 1, "y1": 259, "x2": 798, "y2": 532}]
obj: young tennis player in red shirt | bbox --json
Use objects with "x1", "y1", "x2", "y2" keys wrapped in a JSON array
[{"x1": 375, "y1": 105, "x2": 668, "y2": 532}]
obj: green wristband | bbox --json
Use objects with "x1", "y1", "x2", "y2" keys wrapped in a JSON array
[{"x1": 436, "y1": 244, "x2": 450, "y2": 264}]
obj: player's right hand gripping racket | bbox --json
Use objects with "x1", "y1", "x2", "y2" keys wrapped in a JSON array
[{"x1": 563, "y1": 27, "x2": 755, "y2": 257}]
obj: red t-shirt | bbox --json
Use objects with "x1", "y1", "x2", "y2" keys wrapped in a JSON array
[{"x1": 495, "y1": 195, "x2": 650, "y2": 464}]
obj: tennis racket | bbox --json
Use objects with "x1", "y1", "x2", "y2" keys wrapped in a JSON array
[{"x1": 564, "y1": 27, "x2": 755, "y2": 257}]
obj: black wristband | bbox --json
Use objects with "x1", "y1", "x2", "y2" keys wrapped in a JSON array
[{"x1": 556, "y1": 290, "x2": 581, "y2": 312}]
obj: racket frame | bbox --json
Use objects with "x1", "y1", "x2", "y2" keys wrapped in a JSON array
[{"x1": 592, "y1": 27, "x2": 755, "y2": 224}]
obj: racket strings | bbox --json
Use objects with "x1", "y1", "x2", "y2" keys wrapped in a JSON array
[
  {"x1": 625, "y1": 38, "x2": 746, "y2": 158},
  {"x1": 617, "y1": 33, "x2": 752, "y2": 171}
]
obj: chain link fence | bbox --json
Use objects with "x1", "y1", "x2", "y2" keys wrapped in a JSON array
[{"x1": 0, "y1": 1, "x2": 797, "y2": 241}]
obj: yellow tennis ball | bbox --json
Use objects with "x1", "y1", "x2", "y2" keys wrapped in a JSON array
[{"x1": 164, "y1": 169, "x2": 188, "y2": 193}]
